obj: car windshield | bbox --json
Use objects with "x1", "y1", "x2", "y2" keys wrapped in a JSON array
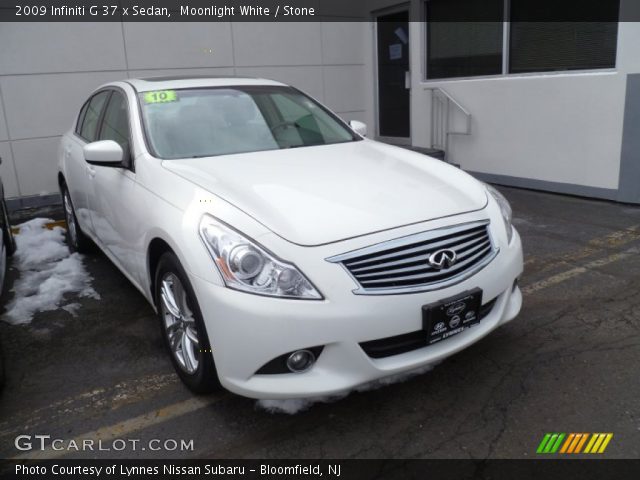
[{"x1": 138, "y1": 86, "x2": 358, "y2": 159}]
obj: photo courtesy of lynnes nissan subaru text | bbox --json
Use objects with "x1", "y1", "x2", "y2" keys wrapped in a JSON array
[{"x1": 57, "y1": 77, "x2": 523, "y2": 399}]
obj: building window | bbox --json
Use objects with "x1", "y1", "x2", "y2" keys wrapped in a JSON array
[
  {"x1": 509, "y1": 22, "x2": 618, "y2": 74},
  {"x1": 426, "y1": 0, "x2": 504, "y2": 79},
  {"x1": 425, "y1": 0, "x2": 619, "y2": 80}
]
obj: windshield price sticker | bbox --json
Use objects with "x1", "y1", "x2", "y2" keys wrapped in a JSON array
[{"x1": 143, "y1": 91, "x2": 178, "y2": 104}]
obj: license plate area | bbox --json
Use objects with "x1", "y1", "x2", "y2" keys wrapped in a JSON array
[{"x1": 422, "y1": 288, "x2": 482, "y2": 345}]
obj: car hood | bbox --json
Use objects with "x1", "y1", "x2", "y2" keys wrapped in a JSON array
[{"x1": 162, "y1": 140, "x2": 488, "y2": 246}]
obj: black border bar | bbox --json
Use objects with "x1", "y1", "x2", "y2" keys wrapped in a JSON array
[
  {"x1": 3, "y1": 459, "x2": 640, "y2": 480},
  {"x1": 0, "y1": 0, "x2": 637, "y2": 22}
]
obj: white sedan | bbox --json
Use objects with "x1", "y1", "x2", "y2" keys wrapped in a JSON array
[{"x1": 58, "y1": 77, "x2": 523, "y2": 399}]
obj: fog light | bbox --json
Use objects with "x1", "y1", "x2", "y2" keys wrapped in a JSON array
[{"x1": 286, "y1": 350, "x2": 316, "y2": 373}]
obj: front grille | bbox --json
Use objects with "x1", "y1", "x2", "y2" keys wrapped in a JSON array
[
  {"x1": 328, "y1": 220, "x2": 498, "y2": 294},
  {"x1": 360, "y1": 297, "x2": 498, "y2": 359}
]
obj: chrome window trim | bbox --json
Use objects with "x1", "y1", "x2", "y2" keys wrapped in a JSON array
[{"x1": 326, "y1": 220, "x2": 499, "y2": 295}]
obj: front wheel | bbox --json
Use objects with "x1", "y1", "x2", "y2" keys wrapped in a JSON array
[{"x1": 155, "y1": 252, "x2": 221, "y2": 394}]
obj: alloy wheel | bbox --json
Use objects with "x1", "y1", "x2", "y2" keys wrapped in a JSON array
[{"x1": 160, "y1": 272, "x2": 201, "y2": 374}]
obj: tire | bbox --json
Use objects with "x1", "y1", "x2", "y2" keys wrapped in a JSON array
[
  {"x1": 155, "y1": 252, "x2": 221, "y2": 394},
  {"x1": 61, "y1": 183, "x2": 91, "y2": 253},
  {"x1": 0, "y1": 240, "x2": 6, "y2": 296},
  {"x1": 0, "y1": 341, "x2": 4, "y2": 392},
  {"x1": 0, "y1": 342, "x2": 4, "y2": 392},
  {"x1": 1, "y1": 199, "x2": 16, "y2": 257}
]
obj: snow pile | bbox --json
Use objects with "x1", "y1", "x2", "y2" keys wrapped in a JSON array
[
  {"x1": 256, "y1": 363, "x2": 437, "y2": 414},
  {"x1": 257, "y1": 394, "x2": 347, "y2": 415},
  {"x1": 3, "y1": 218, "x2": 99, "y2": 325}
]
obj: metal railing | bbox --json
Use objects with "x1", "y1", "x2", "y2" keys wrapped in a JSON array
[{"x1": 425, "y1": 87, "x2": 472, "y2": 163}]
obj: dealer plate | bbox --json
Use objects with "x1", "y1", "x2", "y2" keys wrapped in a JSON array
[{"x1": 422, "y1": 288, "x2": 482, "y2": 345}]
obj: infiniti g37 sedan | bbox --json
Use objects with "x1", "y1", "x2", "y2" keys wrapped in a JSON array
[{"x1": 58, "y1": 77, "x2": 523, "y2": 398}]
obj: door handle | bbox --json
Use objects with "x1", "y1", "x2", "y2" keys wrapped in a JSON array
[{"x1": 87, "y1": 165, "x2": 96, "y2": 178}]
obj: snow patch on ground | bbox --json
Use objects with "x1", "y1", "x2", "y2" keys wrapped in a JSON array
[
  {"x1": 257, "y1": 394, "x2": 346, "y2": 415},
  {"x1": 3, "y1": 218, "x2": 99, "y2": 325},
  {"x1": 61, "y1": 302, "x2": 82, "y2": 317},
  {"x1": 256, "y1": 363, "x2": 437, "y2": 414}
]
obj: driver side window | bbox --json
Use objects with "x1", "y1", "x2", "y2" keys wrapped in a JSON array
[
  {"x1": 99, "y1": 91, "x2": 131, "y2": 152},
  {"x1": 79, "y1": 91, "x2": 110, "y2": 142}
]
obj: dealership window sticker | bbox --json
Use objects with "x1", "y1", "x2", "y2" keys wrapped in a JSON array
[{"x1": 143, "y1": 90, "x2": 178, "y2": 104}]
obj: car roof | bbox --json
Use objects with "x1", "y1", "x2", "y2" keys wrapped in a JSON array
[{"x1": 124, "y1": 76, "x2": 288, "y2": 92}]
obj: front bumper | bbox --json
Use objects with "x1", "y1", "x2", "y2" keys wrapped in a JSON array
[{"x1": 190, "y1": 227, "x2": 523, "y2": 399}]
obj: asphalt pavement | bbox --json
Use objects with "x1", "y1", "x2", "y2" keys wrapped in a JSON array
[{"x1": 1, "y1": 186, "x2": 639, "y2": 459}]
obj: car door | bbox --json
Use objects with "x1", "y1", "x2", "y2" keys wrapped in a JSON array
[
  {"x1": 65, "y1": 90, "x2": 111, "y2": 234},
  {"x1": 87, "y1": 88, "x2": 144, "y2": 284}
]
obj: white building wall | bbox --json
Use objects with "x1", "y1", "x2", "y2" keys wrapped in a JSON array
[
  {"x1": 407, "y1": 18, "x2": 640, "y2": 195},
  {"x1": 416, "y1": 70, "x2": 627, "y2": 190},
  {"x1": 1, "y1": 14, "x2": 634, "y2": 203},
  {"x1": 0, "y1": 21, "x2": 370, "y2": 201}
]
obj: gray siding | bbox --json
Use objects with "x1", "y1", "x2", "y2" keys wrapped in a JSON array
[{"x1": 0, "y1": 21, "x2": 368, "y2": 199}]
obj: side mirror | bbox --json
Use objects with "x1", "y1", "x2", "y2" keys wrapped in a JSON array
[
  {"x1": 83, "y1": 140, "x2": 123, "y2": 166},
  {"x1": 349, "y1": 120, "x2": 367, "y2": 137}
]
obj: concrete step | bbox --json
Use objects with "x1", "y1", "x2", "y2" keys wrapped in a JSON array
[
  {"x1": 400, "y1": 146, "x2": 446, "y2": 160},
  {"x1": 379, "y1": 142, "x2": 446, "y2": 161}
]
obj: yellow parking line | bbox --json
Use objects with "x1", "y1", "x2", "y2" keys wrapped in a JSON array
[
  {"x1": 525, "y1": 225, "x2": 640, "y2": 270},
  {"x1": 13, "y1": 395, "x2": 225, "y2": 460},
  {"x1": 11, "y1": 220, "x2": 66, "y2": 235},
  {"x1": 0, "y1": 373, "x2": 179, "y2": 438},
  {"x1": 522, "y1": 247, "x2": 638, "y2": 296},
  {"x1": 44, "y1": 220, "x2": 66, "y2": 230},
  {"x1": 7, "y1": 225, "x2": 638, "y2": 454},
  {"x1": 9, "y1": 246, "x2": 633, "y2": 456}
]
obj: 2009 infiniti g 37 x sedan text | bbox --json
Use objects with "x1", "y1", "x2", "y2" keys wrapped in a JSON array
[{"x1": 58, "y1": 77, "x2": 523, "y2": 399}]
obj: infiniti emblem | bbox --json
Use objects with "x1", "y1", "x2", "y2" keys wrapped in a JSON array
[{"x1": 428, "y1": 249, "x2": 457, "y2": 270}]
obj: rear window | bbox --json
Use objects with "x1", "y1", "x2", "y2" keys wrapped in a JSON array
[{"x1": 75, "y1": 101, "x2": 90, "y2": 135}]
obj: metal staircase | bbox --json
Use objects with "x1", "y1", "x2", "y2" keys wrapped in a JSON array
[{"x1": 424, "y1": 87, "x2": 472, "y2": 164}]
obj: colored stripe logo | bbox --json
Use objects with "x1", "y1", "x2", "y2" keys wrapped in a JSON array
[{"x1": 537, "y1": 433, "x2": 613, "y2": 454}]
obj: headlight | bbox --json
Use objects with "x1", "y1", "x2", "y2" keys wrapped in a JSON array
[
  {"x1": 485, "y1": 184, "x2": 514, "y2": 244},
  {"x1": 199, "y1": 215, "x2": 322, "y2": 300}
]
